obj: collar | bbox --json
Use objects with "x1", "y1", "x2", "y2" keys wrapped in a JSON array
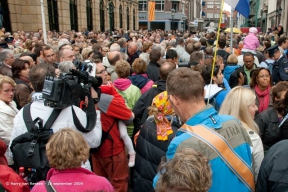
[
  {"x1": 277, "y1": 55, "x2": 283, "y2": 62},
  {"x1": 185, "y1": 105, "x2": 216, "y2": 125},
  {"x1": 2, "y1": 62, "x2": 11, "y2": 68},
  {"x1": 31, "y1": 92, "x2": 45, "y2": 102}
]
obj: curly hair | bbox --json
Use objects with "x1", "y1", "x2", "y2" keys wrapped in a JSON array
[
  {"x1": 132, "y1": 58, "x2": 147, "y2": 74},
  {"x1": 46, "y1": 128, "x2": 90, "y2": 171},
  {"x1": 115, "y1": 60, "x2": 131, "y2": 78},
  {"x1": 156, "y1": 148, "x2": 212, "y2": 192},
  {"x1": 250, "y1": 68, "x2": 272, "y2": 88}
]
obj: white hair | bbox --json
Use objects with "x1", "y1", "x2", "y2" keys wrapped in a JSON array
[
  {"x1": 110, "y1": 43, "x2": 121, "y2": 52},
  {"x1": 58, "y1": 39, "x2": 71, "y2": 48},
  {"x1": 58, "y1": 61, "x2": 74, "y2": 73}
]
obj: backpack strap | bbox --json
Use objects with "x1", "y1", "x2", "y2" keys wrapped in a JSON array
[
  {"x1": 45, "y1": 180, "x2": 57, "y2": 192},
  {"x1": 43, "y1": 108, "x2": 62, "y2": 130},
  {"x1": 180, "y1": 124, "x2": 255, "y2": 192}
]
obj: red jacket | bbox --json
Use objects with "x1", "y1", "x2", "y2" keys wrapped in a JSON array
[{"x1": 96, "y1": 84, "x2": 134, "y2": 158}]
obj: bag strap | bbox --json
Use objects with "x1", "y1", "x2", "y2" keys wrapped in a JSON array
[
  {"x1": 181, "y1": 124, "x2": 255, "y2": 192},
  {"x1": 45, "y1": 180, "x2": 57, "y2": 192},
  {"x1": 23, "y1": 103, "x2": 62, "y2": 132},
  {"x1": 140, "y1": 84, "x2": 159, "y2": 124}
]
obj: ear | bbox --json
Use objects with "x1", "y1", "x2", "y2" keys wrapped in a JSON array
[
  {"x1": 169, "y1": 95, "x2": 179, "y2": 106},
  {"x1": 212, "y1": 76, "x2": 217, "y2": 81}
]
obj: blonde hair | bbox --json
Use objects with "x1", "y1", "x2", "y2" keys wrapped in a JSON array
[
  {"x1": 219, "y1": 86, "x2": 259, "y2": 133},
  {"x1": 0, "y1": 75, "x2": 16, "y2": 91},
  {"x1": 156, "y1": 148, "x2": 212, "y2": 192},
  {"x1": 46, "y1": 128, "x2": 89, "y2": 170},
  {"x1": 115, "y1": 60, "x2": 131, "y2": 78}
]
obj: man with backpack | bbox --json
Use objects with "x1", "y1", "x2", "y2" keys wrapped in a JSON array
[
  {"x1": 260, "y1": 48, "x2": 275, "y2": 75},
  {"x1": 216, "y1": 38, "x2": 230, "y2": 66},
  {"x1": 9, "y1": 64, "x2": 102, "y2": 185}
]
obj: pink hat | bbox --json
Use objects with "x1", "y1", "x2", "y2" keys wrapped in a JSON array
[{"x1": 249, "y1": 27, "x2": 258, "y2": 34}]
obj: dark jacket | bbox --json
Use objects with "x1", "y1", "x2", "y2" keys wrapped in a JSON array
[
  {"x1": 234, "y1": 64, "x2": 257, "y2": 86},
  {"x1": 121, "y1": 47, "x2": 141, "y2": 66},
  {"x1": 146, "y1": 61, "x2": 160, "y2": 82},
  {"x1": 133, "y1": 116, "x2": 180, "y2": 192},
  {"x1": 254, "y1": 107, "x2": 281, "y2": 151},
  {"x1": 132, "y1": 80, "x2": 166, "y2": 136},
  {"x1": 14, "y1": 78, "x2": 33, "y2": 110},
  {"x1": 272, "y1": 56, "x2": 288, "y2": 85},
  {"x1": 256, "y1": 140, "x2": 288, "y2": 192},
  {"x1": 216, "y1": 49, "x2": 230, "y2": 65}
]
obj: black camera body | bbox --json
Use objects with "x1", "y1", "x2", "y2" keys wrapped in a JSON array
[{"x1": 42, "y1": 69, "x2": 102, "y2": 109}]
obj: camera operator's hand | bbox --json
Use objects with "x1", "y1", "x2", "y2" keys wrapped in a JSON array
[{"x1": 85, "y1": 87, "x2": 99, "y2": 109}]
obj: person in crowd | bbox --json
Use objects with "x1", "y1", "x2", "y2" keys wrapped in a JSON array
[
  {"x1": 12, "y1": 59, "x2": 33, "y2": 109},
  {"x1": 106, "y1": 51, "x2": 121, "y2": 82},
  {"x1": 9, "y1": 64, "x2": 102, "y2": 170},
  {"x1": 0, "y1": 49, "x2": 15, "y2": 77},
  {"x1": 155, "y1": 148, "x2": 212, "y2": 192},
  {"x1": 58, "y1": 47, "x2": 76, "y2": 62},
  {"x1": 235, "y1": 52, "x2": 257, "y2": 85},
  {"x1": 229, "y1": 70, "x2": 245, "y2": 88},
  {"x1": 146, "y1": 45, "x2": 162, "y2": 82},
  {"x1": 215, "y1": 55, "x2": 225, "y2": 72},
  {"x1": 267, "y1": 44, "x2": 288, "y2": 84},
  {"x1": 278, "y1": 36, "x2": 288, "y2": 57},
  {"x1": 250, "y1": 68, "x2": 273, "y2": 114},
  {"x1": 139, "y1": 41, "x2": 153, "y2": 65},
  {"x1": 0, "y1": 75, "x2": 18, "y2": 166},
  {"x1": 129, "y1": 58, "x2": 154, "y2": 94},
  {"x1": 91, "y1": 62, "x2": 134, "y2": 192},
  {"x1": 243, "y1": 27, "x2": 260, "y2": 52},
  {"x1": 216, "y1": 38, "x2": 230, "y2": 65},
  {"x1": 153, "y1": 68, "x2": 253, "y2": 192},
  {"x1": 219, "y1": 86, "x2": 264, "y2": 181},
  {"x1": 259, "y1": 47, "x2": 275, "y2": 74},
  {"x1": 30, "y1": 128, "x2": 114, "y2": 192},
  {"x1": 19, "y1": 55, "x2": 36, "y2": 68},
  {"x1": 175, "y1": 37, "x2": 190, "y2": 62},
  {"x1": 121, "y1": 42, "x2": 141, "y2": 66},
  {"x1": 0, "y1": 140, "x2": 30, "y2": 192},
  {"x1": 223, "y1": 54, "x2": 240, "y2": 82},
  {"x1": 256, "y1": 140, "x2": 288, "y2": 192},
  {"x1": 194, "y1": 64, "x2": 230, "y2": 111},
  {"x1": 255, "y1": 81, "x2": 288, "y2": 152},
  {"x1": 133, "y1": 61, "x2": 176, "y2": 136},
  {"x1": 200, "y1": 37, "x2": 207, "y2": 51},
  {"x1": 113, "y1": 60, "x2": 141, "y2": 167},
  {"x1": 226, "y1": 40, "x2": 241, "y2": 56},
  {"x1": 58, "y1": 60, "x2": 76, "y2": 74},
  {"x1": 188, "y1": 51, "x2": 204, "y2": 67},
  {"x1": 165, "y1": 49, "x2": 179, "y2": 67},
  {"x1": 133, "y1": 91, "x2": 180, "y2": 192}
]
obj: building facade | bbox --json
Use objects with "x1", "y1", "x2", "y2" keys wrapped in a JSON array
[
  {"x1": 138, "y1": 0, "x2": 201, "y2": 31},
  {"x1": 0, "y1": 0, "x2": 139, "y2": 32},
  {"x1": 202, "y1": 0, "x2": 223, "y2": 28}
]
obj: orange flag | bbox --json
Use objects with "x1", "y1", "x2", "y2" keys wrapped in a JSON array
[{"x1": 148, "y1": 1, "x2": 155, "y2": 22}]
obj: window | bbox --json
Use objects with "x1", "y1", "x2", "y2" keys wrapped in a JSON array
[
  {"x1": 70, "y1": 0, "x2": 78, "y2": 31},
  {"x1": 100, "y1": 0, "x2": 105, "y2": 31},
  {"x1": 207, "y1": 5, "x2": 213, "y2": 8},
  {"x1": 119, "y1": 5, "x2": 123, "y2": 28},
  {"x1": 47, "y1": 0, "x2": 59, "y2": 31},
  {"x1": 155, "y1": 1, "x2": 164, "y2": 11},
  {"x1": 86, "y1": 0, "x2": 93, "y2": 31},
  {"x1": 138, "y1": 1, "x2": 147, "y2": 11},
  {"x1": 207, "y1": 13, "x2": 213, "y2": 18},
  {"x1": 108, "y1": 2, "x2": 115, "y2": 31},
  {"x1": 127, "y1": 7, "x2": 130, "y2": 29},
  {"x1": 172, "y1": 1, "x2": 179, "y2": 11}
]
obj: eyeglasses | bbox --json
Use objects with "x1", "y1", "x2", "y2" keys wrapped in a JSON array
[
  {"x1": 96, "y1": 69, "x2": 107, "y2": 74},
  {"x1": 257, "y1": 75, "x2": 270, "y2": 79}
]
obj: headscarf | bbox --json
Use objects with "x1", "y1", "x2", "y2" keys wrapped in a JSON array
[{"x1": 151, "y1": 91, "x2": 174, "y2": 141}]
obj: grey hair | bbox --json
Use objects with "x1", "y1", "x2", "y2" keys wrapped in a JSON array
[
  {"x1": 170, "y1": 39, "x2": 177, "y2": 47},
  {"x1": 110, "y1": 43, "x2": 121, "y2": 52},
  {"x1": 120, "y1": 52, "x2": 128, "y2": 61},
  {"x1": 58, "y1": 61, "x2": 75, "y2": 73},
  {"x1": 0, "y1": 49, "x2": 13, "y2": 62},
  {"x1": 58, "y1": 39, "x2": 71, "y2": 48}
]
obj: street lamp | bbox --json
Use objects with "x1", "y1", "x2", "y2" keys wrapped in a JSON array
[
  {"x1": 182, "y1": 16, "x2": 187, "y2": 32},
  {"x1": 171, "y1": 9, "x2": 175, "y2": 30},
  {"x1": 107, "y1": 0, "x2": 114, "y2": 36}
]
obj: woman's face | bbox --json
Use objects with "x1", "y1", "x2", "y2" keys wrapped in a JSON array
[
  {"x1": 217, "y1": 60, "x2": 225, "y2": 71},
  {"x1": 248, "y1": 101, "x2": 258, "y2": 119},
  {"x1": 19, "y1": 64, "x2": 30, "y2": 78},
  {"x1": 0, "y1": 83, "x2": 15, "y2": 104},
  {"x1": 257, "y1": 69, "x2": 270, "y2": 88}
]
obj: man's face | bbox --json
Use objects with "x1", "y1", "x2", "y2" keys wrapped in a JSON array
[
  {"x1": 243, "y1": 55, "x2": 254, "y2": 70},
  {"x1": 96, "y1": 63, "x2": 108, "y2": 85},
  {"x1": 284, "y1": 39, "x2": 288, "y2": 49},
  {"x1": 128, "y1": 45, "x2": 137, "y2": 55},
  {"x1": 213, "y1": 69, "x2": 224, "y2": 85},
  {"x1": 60, "y1": 49, "x2": 75, "y2": 62},
  {"x1": 4, "y1": 54, "x2": 15, "y2": 66},
  {"x1": 44, "y1": 49, "x2": 56, "y2": 64},
  {"x1": 273, "y1": 50, "x2": 281, "y2": 60}
]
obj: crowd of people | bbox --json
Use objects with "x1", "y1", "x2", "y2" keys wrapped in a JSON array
[{"x1": 0, "y1": 24, "x2": 288, "y2": 192}]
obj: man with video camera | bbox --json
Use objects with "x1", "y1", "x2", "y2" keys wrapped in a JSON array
[{"x1": 9, "y1": 63, "x2": 102, "y2": 171}]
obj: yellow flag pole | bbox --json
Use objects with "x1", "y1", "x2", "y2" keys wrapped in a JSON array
[{"x1": 207, "y1": 0, "x2": 225, "y2": 105}]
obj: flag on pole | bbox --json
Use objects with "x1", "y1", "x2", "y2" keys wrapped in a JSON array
[
  {"x1": 224, "y1": 0, "x2": 250, "y2": 18},
  {"x1": 148, "y1": 1, "x2": 155, "y2": 22}
]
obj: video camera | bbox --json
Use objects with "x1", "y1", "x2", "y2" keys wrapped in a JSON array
[
  {"x1": 42, "y1": 69, "x2": 102, "y2": 109},
  {"x1": 73, "y1": 59, "x2": 93, "y2": 73}
]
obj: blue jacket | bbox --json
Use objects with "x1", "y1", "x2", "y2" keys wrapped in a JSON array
[
  {"x1": 223, "y1": 65, "x2": 240, "y2": 82},
  {"x1": 153, "y1": 105, "x2": 253, "y2": 192}
]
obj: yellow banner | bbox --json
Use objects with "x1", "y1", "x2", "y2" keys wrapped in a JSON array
[{"x1": 148, "y1": 1, "x2": 155, "y2": 22}]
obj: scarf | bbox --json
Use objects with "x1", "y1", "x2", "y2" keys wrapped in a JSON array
[
  {"x1": 254, "y1": 84, "x2": 271, "y2": 113},
  {"x1": 151, "y1": 91, "x2": 174, "y2": 141}
]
